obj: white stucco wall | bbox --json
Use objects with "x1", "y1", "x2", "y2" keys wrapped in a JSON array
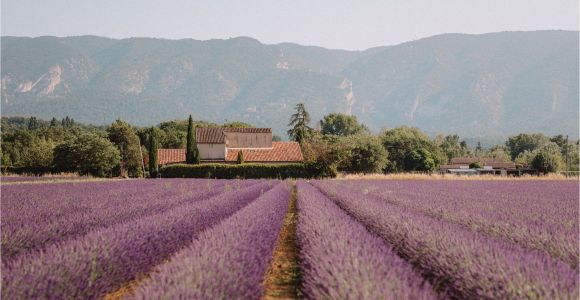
[{"x1": 198, "y1": 143, "x2": 226, "y2": 160}]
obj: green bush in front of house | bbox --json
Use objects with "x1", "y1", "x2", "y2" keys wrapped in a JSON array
[{"x1": 159, "y1": 163, "x2": 328, "y2": 179}]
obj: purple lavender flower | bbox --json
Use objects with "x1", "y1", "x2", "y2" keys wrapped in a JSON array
[
  {"x1": 296, "y1": 181, "x2": 437, "y2": 300},
  {"x1": 131, "y1": 182, "x2": 290, "y2": 299}
]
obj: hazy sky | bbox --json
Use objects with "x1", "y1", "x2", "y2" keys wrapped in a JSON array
[{"x1": 2, "y1": 0, "x2": 578, "y2": 50}]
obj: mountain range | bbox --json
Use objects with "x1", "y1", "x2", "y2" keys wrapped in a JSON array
[{"x1": 1, "y1": 30, "x2": 578, "y2": 138}]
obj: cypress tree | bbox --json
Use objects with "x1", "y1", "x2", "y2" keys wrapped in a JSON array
[
  {"x1": 50, "y1": 117, "x2": 58, "y2": 127},
  {"x1": 148, "y1": 127, "x2": 159, "y2": 178},
  {"x1": 193, "y1": 146, "x2": 200, "y2": 164},
  {"x1": 186, "y1": 115, "x2": 198, "y2": 164},
  {"x1": 236, "y1": 151, "x2": 244, "y2": 164},
  {"x1": 28, "y1": 116, "x2": 38, "y2": 130}
]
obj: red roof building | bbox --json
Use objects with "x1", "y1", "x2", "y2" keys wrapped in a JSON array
[{"x1": 157, "y1": 127, "x2": 303, "y2": 165}]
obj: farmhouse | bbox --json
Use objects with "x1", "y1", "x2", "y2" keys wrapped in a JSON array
[
  {"x1": 157, "y1": 127, "x2": 303, "y2": 165},
  {"x1": 439, "y1": 157, "x2": 537, "y2": 176}
]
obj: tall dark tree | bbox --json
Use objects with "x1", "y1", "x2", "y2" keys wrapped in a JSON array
[
  {"x1": 148, "y1": 127, "x2": 159, "y2": 178},
  {"x1": 27, "y1": 117, "x2": 38, "y2": 130},
  {"x1": 61, "y1": 116, "x2": 74, "y2": 128},
  {"x1": 50, "y1": 117, "x2": 58, "y2": 127},
  {"x1": 287, "y1": 102, "x2": 313, "y2": 144},
  {"x1": 185, "y1": 115, "x2": 199, "y2": 164},
  {"x1": 475, "y1": 141, "x2": 483, "y2": 155}
]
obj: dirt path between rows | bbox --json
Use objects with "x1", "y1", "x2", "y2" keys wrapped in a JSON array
[
  {"x1": 102, "y1": 182, "x2": 302, "y2": 300},
  {"x1": 262, "y1": 183, "x2": 301, "y2": 300}
]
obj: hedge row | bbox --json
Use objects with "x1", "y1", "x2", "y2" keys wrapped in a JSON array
[
  {"x1": 160, "y1": 163, "x2": 325, "y2": 179},
  {"x1": 1, "y1": 166, "x2": 56, "y2": 176}
]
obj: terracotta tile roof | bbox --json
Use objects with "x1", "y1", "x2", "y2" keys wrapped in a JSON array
[
  {"x1": 441, "y1": 161, "x2": 517, "y2": 170},
  {"x1": 196, "y1": 128, "x2": 225, "y2": 144},
  {"x1": 196, "y1": 127, "x2": 271, "y2": 144},
  {"x1": 226, "y1": 142, "x2": 303, "y2": 162},
  {"x1": 157, "y1": 148, "x2": 186, "y2": 165},
  {"x1": 156, "y1": 141, "x2": 303, "y2": 165}
]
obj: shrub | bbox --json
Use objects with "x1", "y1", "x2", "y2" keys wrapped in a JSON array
[
  {"x1": 236, "y1": 151, "x2": 244, "y2": 164},
  {"x1": 160, "y1": 163, "x2": 329, "y2": 179},
  {"x1": 469, "y1": 162, "x2": 482, "y2": 169}
]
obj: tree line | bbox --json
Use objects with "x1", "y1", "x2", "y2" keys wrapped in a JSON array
[
  {"x1": 1, "y1": 116, "x2": 255, "y2": 177},
  {"x1": 286, "y1": 103, "x2": 579, "y2": 176},
  {"x1": 2, "y1": 106, "x2": 578, "y2": 177}
]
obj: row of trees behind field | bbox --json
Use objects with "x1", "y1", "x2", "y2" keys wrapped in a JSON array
[
  {"x1": 2, "y1": 106, "x2": 578, "y2": 177},
  {"x1": 287, "y1": 103, "x2": 579, "y2": 176}
]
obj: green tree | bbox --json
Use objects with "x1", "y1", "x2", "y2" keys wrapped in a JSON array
[
  {"x1": 469, "y1": 162, "x2": 482, "y2": 169},
  {"x1": 380, "y1": 126, "x2": 440, "y2": 172},
  {"x1": 236, "y1": 151, "x2": 245, "y2": 164},
  {"x1": 515, "y1": 150, "x2": 536, "y2": 165},
  {"x1": 186, "y1": 115, "x2": 200, "y2": 164},
  {"x1": 486, "y1": 145, "x2": 511, "y2": 161},
  {"x1": 147, "y1": 127, "x2": 159, "y2": 178},
  {"x1": 343, "y1": 135, "x2": 388, "y2": 173},
  {"x1": 506, "y1": 133, "x2": 550, "y2": 160},
  {"x1": 50, "y1": 117, "x2": 58, "y2": 127},
  {"x1": 223, "y1": 121, "x2": 254, "y2": 128},
  {"x1": 287, "y1": 102, "x2": 313, "y2": 144},
  {"x1": 320, "y1": 113, "x2": 369, "y2": 136},
  {"x1": 516, "y1": 142, "x2": 564, "y2": 173},
  {"x1": 1, "y1": 150, "x2": 12, "y2": 168},
  {"x1": 437, "y1": 134, "x2": 470, "y2": 163},
  {"x1": 54, "y1": 133, "x2": 120, "y2": 177},
  {"x1": 531, "y1": 150, "x2": 563, "y2": 173},
  {"x1": 550, "y1": 135, "x2": 577, "y2": 171},
  {"x1": 404, "y1": 148, "x2": 438, "y2": 171},
  {"x1": 27, "y1": 117, "x2": 39, "y2": 130},
  {"x1": 1, "y1": 129, "x2": 34, "y2": 167},
  {"x1": 20, "y1": 137, "x2": 54, "y2": 168},
  {"x1": 300, "y1": 134, "x2": 339, "y2": 178},
  {"x1": 107, "y1": 119, "x2": 143, "y2": 177},
  {"x1": 549, "y1": 135, "x2": 568, "y2": 151},
  {"x1": 475, "y1": 141, "x2": 483, "y2": 156}
]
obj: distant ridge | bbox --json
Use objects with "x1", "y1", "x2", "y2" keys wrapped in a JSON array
[{"x1": 1, "y1": 30, "x2": 578, "y2": 137}]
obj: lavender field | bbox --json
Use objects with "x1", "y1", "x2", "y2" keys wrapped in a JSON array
[{"x1": 1, "y1": 178, "x2": 578, "y2": 299}]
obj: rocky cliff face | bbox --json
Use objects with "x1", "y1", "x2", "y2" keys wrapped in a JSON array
[{"x1": 1, "y1": 31, "x2": 578, "y2": 137}]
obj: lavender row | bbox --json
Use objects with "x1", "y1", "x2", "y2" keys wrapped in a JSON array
[
  {"x1": 1, "y1": 179, "x2": 229, "y2": 225},
  {"x1": 346, "y1": 179, "x2": 578, "y2": 232},
  {"x1": 131, "y1": 182, "x2": 290, "y2": 299},
  {"x1": 296, "y1": 182, "x2": 437, "y2": 300},
  {"x1": 325, "y1": 180, "x2": 579, "y2": 267},
  {"x1": 1, "y1": 179, "x2": 240, "y2": 261},
  {"x1": 312, "y1": 181, "x2": 579, "y2": 300},
  {"x1": 2, "y1": 181, "x2": 272, "y2": 300},
  {"x1": 0, "y1": 176, "x2": 91, "y2": 183},
  {"x1": 2, "y1": 180, "x2": 176, "y2": 225}
]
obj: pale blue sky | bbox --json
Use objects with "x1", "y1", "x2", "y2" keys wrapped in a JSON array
[{"x1": 2, "y1": 0, "x2": 578, "y2": 50}]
